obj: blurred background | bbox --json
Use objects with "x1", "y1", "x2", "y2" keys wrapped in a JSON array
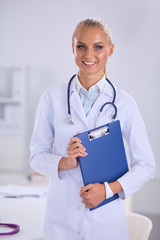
[{"x1": 0, "y1": 0, "x2": 159, "y2": 239}]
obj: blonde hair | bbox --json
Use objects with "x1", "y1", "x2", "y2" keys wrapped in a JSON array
[
  {"x1": 72, "y1": 18, "x2": 113, "y2": 78},
  {"x1": 72, "y1": 17, "x2": 113, "y2": 45}
]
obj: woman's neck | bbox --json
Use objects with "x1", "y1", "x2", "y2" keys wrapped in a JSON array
[{"x1": 78, "y1": 72, "x2": 104, "y2": 90}]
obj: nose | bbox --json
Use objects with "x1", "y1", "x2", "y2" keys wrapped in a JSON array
[{"x1": 84, "y1": 48, "x2": 94, "y2": 60}]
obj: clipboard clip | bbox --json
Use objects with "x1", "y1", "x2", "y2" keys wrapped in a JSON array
[{"x1": 88, "y1": 125, "x2": 109, "y2": 141}]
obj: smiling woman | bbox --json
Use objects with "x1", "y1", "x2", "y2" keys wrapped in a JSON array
[
  {"x1": 72, "y1": 19, "x2": 114, "y2": 90},
  {"x1": 30, "y1": 17, "x2": 155, "y2": 240}
]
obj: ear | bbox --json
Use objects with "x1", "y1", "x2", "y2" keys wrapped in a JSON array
[{"x1": 108, "y1": 43, "x2": 114, "y2": 57}]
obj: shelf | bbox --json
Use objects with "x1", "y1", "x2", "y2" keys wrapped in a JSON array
[
  {"x1": 0, "y1": 64, "x2": 26, "y2": 173},
  {"x1": 0, "y1": 98, "x2": 21, "y2": 104}
]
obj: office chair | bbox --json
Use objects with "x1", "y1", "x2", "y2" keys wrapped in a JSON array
[{"x1": 126, "y1": 212, "x2": 153, "y2": 240}]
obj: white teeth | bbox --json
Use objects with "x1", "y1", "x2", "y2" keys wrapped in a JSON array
[{"x1": 84, "y1": 61, "x2": 95, "y2": 65}]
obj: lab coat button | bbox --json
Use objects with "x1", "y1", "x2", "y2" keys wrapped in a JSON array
[{"x1": 77, "y1": 206, "x2": 81, "y2": 210}]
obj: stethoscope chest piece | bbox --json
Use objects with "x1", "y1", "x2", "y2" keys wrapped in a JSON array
[{"x1": 68, "y1": 114, "x2": 74, "y2": 124}]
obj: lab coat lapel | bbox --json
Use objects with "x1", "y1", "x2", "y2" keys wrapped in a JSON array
[
  {"x1": 87, "y1": 81, "x2": 114, "y2": 128},
  {"x1": 69, "y1": 80, "x2": 89, "y2": 131}
]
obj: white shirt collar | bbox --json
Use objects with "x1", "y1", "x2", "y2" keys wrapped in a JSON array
[{"x1": 75, "y1": 74, "x2": 106, "y2": 94}]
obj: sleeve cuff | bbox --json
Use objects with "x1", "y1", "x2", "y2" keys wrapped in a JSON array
[
  {"x1": 30, "y1": 153, "x2": 62, "y2": 179},
  {"x1": 117, "y1": 179, "x2": 126, "y2": 200}
]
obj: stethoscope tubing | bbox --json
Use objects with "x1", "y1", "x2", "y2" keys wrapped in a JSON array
[
  {"x1": 0, "y1": 223, "x2": 20, "y2": 235},
  {"x1": 105, "y1": 77, "x2": 116, "y2": 103},
  {"x1": 67, "y1": 74, "x2": 117, "y2": 122},
  {"x1": 67, "y1": 74, "x2": 76, "y2": 115},
  {"x1": 100, "y1": 102, "x2": 117, "y2": 119}
]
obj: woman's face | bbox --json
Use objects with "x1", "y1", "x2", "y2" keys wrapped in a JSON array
[{"x1": 72, "y1": 27, "x2": 114, "y2": 78}]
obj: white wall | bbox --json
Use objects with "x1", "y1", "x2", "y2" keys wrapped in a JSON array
[{"x1": 0, "y1": 0, "x2": 160, "y2": 214}]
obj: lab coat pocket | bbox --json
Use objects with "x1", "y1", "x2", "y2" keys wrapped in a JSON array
[
  {"x1": 92, "y1": 198, "x2": 124, "y2": 222},
  {"x1": 47, "y1": 179, "x2": 68, "y2": 219}
]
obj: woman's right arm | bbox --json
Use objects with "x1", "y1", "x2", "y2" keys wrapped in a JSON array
[
  {"x1": 30, "y1": 90, "x2": 87, "y2": 178},
  {"x1": 30, "y1": 91, "x2": 61, "y2": 179}
]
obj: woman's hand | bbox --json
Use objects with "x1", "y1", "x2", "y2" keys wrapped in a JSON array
[
  {"x1": 58, "y1": 135, "x2": 87, "y2": 170},
  {"x1": 66, "y1": 136, "x2": 87, "y2": 169},
  {"x1": 79, "y1": 183, "x2": 106, "y2": 209},
  {"x1": 79, "y1": 181, "x2": 123, "y2": 208}
]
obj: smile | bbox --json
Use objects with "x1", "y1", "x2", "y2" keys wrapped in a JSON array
[{"x1": 83, "y1": 61, "x2": 96, "y2": 66}]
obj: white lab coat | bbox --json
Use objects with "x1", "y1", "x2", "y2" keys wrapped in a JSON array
[{"x1": 30, "y1": 76, "x2": 155, "y2": 240}]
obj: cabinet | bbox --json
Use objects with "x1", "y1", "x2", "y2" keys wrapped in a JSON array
[{"x1": 0, "y1": 64, "x2": 27, "y2": 172}]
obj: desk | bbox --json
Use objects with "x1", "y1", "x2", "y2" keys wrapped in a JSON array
[
  {"x1": 0, "y1": 196, "x2": 132, "y2": 240},
  {"x1": 0, "y1": 173, "x2": 133, "y2": 239},
  {"x1": 0, "y1": 196, "x2": 46, "y2": 240}
]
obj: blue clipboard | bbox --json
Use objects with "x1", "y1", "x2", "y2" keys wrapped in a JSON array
[{"x1": 75, "y1": 120, "x2": 129, "y2": 211}]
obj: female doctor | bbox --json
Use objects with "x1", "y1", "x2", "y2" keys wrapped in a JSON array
[{"x1": 30, "y1": 18, "x2": 155, "y2": 240}]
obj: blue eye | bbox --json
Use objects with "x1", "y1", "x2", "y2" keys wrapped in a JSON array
[
  {"x1": 77, "y1": 45, "x2": 85, "y2": 49},
  {"x1": 95, "y1": 45, "x2": 103, "y2": 50}
]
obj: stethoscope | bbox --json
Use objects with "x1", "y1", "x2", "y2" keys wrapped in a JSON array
[
  {"x1": 67, "y1": 74, "x2": 117, "y2": 124},
  {"x1": 0, "y1": 222, "x2": 20, "y2": 235}
]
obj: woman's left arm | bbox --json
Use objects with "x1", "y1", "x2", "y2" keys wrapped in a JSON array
[{"x1": 117, "y1": 99, "x2": 156, "y2": 200}]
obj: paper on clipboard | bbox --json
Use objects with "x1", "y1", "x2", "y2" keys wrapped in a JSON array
[
  {"x1": 0, "y1": 185, "x2": 47, "y2": 198},
  {"x1": 88, "y1": 125, "x2": 109, "y2": 140}
]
